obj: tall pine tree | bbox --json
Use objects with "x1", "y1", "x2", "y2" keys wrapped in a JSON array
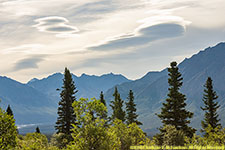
[
  {"x1": 157, "y1": 61, "x2": 195, "y2": 138},
  {"x1": 201, "y1": 77, "x2": 221, "y2": 136},
  {"x1": 110, "y1": 87, "x2": 126, "y2": 122},
  {"x1": 126, "y1": 90, "x2": 142, "y2": 125},
  {"x1": 6, "y1": 105, "x2": 13, "y2": 116},
  {"x1": 100, "y1": 91, "x2": 107, "y2": 120},
  {"x1": 100, "y1": 91, "x2": 106, "y2": 106},
  {"x1": 55, "y1": 67, "x2": 78, "y2": 139},
  {"x1": 36, "y1": 126, "x2": 41, "y2": 134}
]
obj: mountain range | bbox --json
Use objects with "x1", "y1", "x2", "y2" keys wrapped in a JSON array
[
  {"x1": 105, "y1": 42, "x2": 225, "y2": 134},
  {"x1": 0, "y1": 42, "x2": 225, "y2": 135},
  {"x1": 0, "y1": 73, "x2": 130, "y2": 126}
]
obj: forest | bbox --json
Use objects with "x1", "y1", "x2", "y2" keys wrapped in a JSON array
[{"x1": 1, "y1": 61, "x2": 225, "y2": 150}]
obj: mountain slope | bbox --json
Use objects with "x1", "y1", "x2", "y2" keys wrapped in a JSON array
[
  {"x1": 105, "y1": 42, "x2": 225, "y2": 134},
  {"x1": 0, "y1": 76, "x2": 56, "y2": 124},
  {"x1": 0, "y1": 73, "x2": 130, "y2": 127}
]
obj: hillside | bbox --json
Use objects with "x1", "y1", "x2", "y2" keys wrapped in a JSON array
[
  {"x1": 105, "y1": 42, "x2": 225, "y2": 134},
  {"x1": 0, "y1": 76, "x2": 56, "y2": 124}
]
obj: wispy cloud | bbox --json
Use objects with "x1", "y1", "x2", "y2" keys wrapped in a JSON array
[
  {"x1": 13, "y1": 55, "x2": 45, "y2": 71},
  {"x1": 2, "y1": 44, "x2": 45, "y2": 54}
]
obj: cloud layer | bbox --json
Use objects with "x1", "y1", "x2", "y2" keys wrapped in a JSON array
[
  {"x1": 13, "y1": 56, "x2": 45, "y2": 71},
  {"x1": 89, "y1": 23, "x2": 185, "y2": 50},
  {"x1": 0, "y1": 0, "x2": 225, "y2": 82}
]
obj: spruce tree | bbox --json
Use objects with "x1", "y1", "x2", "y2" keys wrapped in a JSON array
[
  {"x1": 6, "y1": 105, "x2": 13, "y2": 116},
  {"x1": 110, "y1": 87, "x2": 126, "y2": 122},
  {"x1": 100, "y1": 91, "x2": 106, "y2": 106},
  {"x1": 100, "y1": 91, "x2": 108, "y2": 120},
  {"x1": 126, "y1": 90, "x2": 142, "y2": 125},
  {"x1": 157, "y1": 61, "x2": 195, "y2": 138},
  {"x1": 55, "y1": 67, "x2": 78, "y2": 139},
  {"x1": 201, "y1": 77, "x2": 221, "y2": 136},
  {"x1": 36, "y1": 126, "x2": 41, "y2": 133}
]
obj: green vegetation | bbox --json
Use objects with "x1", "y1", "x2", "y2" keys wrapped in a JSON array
[
  {"x1": 1, "y1": 65, "x2": 225, "y2": 149},
  {"x1": 0, "y1": 105, "x2": 17, "y2": 149},
  {"x1": 126, "y1": 90, "x2": 142, "y2": 125},
  {"x1": 157, "y1": 61, "x2": 195, "y2": 144},
  {"x1": 55, "y1": 67, "x2": 78, "y2": 143},
  {"x1": 99, "y1": 91, "x2": 108, "y2": 121},
  {"x1": 110, "y1": 87, "x2": 126, "y2": 122},
  {"x1": 201, "y1": 77, "x2": 221, "y2": 137}
]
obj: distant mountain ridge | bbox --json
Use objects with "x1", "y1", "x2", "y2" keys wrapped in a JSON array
[
  {"x1": 0, "y1": 72, "x2": 131, "y2": 125},
  {"x1": 104, "y1": 42, "x2": 225, "y2": 134},
  {"x1": 27, "y1": 72, "x2": 131, "y2": 99}
]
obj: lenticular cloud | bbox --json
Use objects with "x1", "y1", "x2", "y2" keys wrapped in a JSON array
[{"x1": 33, "y1": 16, "x2": 79, "y2": 34}]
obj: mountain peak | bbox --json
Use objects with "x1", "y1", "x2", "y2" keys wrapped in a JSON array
[
  {"x1": 27, "y1": 78, "x2": 39, "y2": 84},
  {"x1": 80, "y1": 73, "x2": 89, "y2": 77}
]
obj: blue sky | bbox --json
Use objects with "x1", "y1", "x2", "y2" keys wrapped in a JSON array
[{"x1": 0, "y1": 0, "x2": 225, "y2": 82}]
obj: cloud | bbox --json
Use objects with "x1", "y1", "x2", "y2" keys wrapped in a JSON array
[
  {"x1": 89, "y1": 23, "x2": 186, "y2": 51},
  {"x1": 33, "y1": 16, "x2": 79, "y2": 35},
  {"x1": 13, "y1": 56, "x2": 45, "y2": 71},
  {"x1": 2, "y1": 44, "x2": 45, "y2": 54}
]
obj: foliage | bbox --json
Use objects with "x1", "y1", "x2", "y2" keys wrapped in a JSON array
[
  {"x1": 201, "y1": 77, "x2": 221, "y2": 137},
  {"x1": 162, "y1": 125, "x2": 186, "y2": 146},
  {"x1": 68, "y1": 98, "x2": 120, "y2": 150},
  {"x1": 185, "y1": 125, "x2": 225, "y2": 146},
  {"x1": 55, "y1": 67, "x2": 78, "y2": 142},
  {"x1": 50, "y1": 133, "x2": 69, "y2": 149},
  {"x1": 126, "y1": 90, "x2": 142, "y2": 125},
  {"x1": 157, "y1": 61, "x2": 195, "y2": 138},
  {"x1": 0, "y1": 107, "x2": 17, "y2": 149},
  {"x1": 109, "y1": 119, "x2": 148, "y2": 150},
  {"x1": 16, "y1": 133, "x2": 49, "y2": 150},
  {"x1": 110, "y1": 87, "x2": 126, "y2": 122}
]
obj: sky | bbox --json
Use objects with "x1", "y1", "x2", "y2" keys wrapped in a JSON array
[{"x1": 0, "y1": 0, "x2": 225, "y2": 83}]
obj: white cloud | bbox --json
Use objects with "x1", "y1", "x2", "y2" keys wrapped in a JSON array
[{"x1": 33, "y1": 16, "x2": 79, "y2": 36}]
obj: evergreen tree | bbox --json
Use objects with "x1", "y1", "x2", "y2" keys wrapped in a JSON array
[
  {"x1": 6, "y1": 105, "x2": 13, "y2": 116},
  {"x1": 36, "y1": 126, "x2": 41, "y2": 134},
  {"x1": 110, "y1": 87, "x2": 126, "y2": 122},
  {"x1": 126, "y1": 90, "x2": 142, "y2": 125},
  {"x1": 100, "y1": 91, "x2": 106, "y2": 106},
  {"x1": 99, "y1": 91, "x2": 108, "y2": 120},
  {"x1": 201, "y1": 77, "x2": 221, "y2": 136},
  {"x1": 55, "y1": 67, "x2": 78, "y2": 140},
  {"x1": 157, "y1": 61, "x2": 195, "y2": 138},
  {"x1": 0, "y1": 106, "x2": 17, "y2": 149}
]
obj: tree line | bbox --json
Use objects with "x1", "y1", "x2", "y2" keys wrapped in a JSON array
[{"x1": 0, "y1": 61, "x2": 224, "y2": 149}]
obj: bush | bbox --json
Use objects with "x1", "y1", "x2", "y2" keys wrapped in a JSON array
[
  {"x1": 162, "y1": 125, "x2": 186, "y2": 146},
  {"x1": 0, "y1": 107, "x2": 17, "y2": 149},
  {"x1": 16, "y1": 133, "x2": 49, "y2": 149}
]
